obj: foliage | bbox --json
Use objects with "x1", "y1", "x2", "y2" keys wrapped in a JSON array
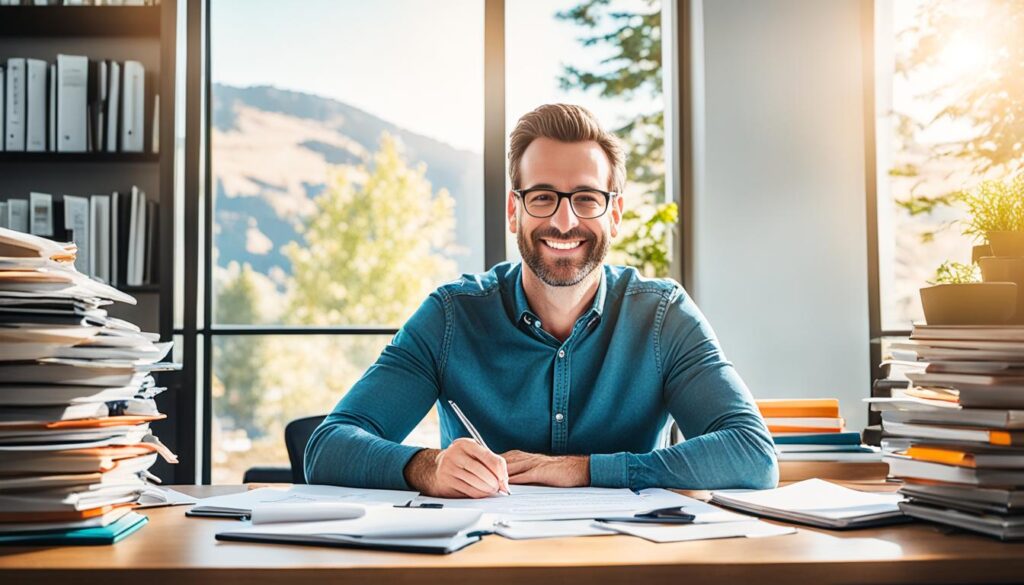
[
  {"x1": 558, "y1": 0, "x2": 675, "y2": 277},
  {"x1": 212, "y1": 262, "x2": 266, "y2": 436},
  {"x1": 955, "y1": 176, "x2": 1024, "y2": 241},
  {"x1": 893, "y1": 0, "x2": 1024, "y2": 212},
  {"x1": 284, "y1": 132, "x2": 459, "y2": 327},
  {"x1": 929, "y1": 260, "x2": 980, "y2": 285}
]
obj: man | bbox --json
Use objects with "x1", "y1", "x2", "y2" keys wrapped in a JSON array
[{"x1": 306, "y1": 104, "x2": 777, "y2": 497}]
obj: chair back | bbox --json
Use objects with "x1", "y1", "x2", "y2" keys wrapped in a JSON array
[{"x1": 285, "y1": 415, "x2": 327, "y2": 484}]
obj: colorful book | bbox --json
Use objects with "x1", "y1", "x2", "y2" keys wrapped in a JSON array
[
  {"x1": 0, "y1": 511, "x2": 147, "y2": 545},
  {"x1": 756, "y1": 398, "x2": 840, "y2": 418}
]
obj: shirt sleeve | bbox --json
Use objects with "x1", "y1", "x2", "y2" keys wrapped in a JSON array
[
  {"x1": 589, "y1": 286, "x2": 778, "y2": 490},
  {"x1": 304, "y1": 292, "x2": 448, "y2": 489}
]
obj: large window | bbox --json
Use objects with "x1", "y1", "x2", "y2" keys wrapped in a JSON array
[
  {"x1": 874, "y1": 0, "x2": 1024, "y2": 332},
  {"x1": 203, "y1": 0, "x2": 669, "y2": 482}
]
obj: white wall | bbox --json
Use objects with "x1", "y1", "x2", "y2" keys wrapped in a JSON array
[{"x1": 690, "y1": 0, "x2": 871, "y2": 431}]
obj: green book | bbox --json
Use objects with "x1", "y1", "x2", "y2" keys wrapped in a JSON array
[{"x1": 0, "y1": 511, "x2": 148, "y2": 546}]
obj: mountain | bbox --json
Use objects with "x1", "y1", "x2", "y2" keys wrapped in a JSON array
[{"x1": 211, "y1": 84, "x2": 484, "y2": 282}]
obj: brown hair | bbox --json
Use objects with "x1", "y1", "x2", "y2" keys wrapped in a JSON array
[{"x1": 508, "y1": 104, "x2": 626, "y2": 194}]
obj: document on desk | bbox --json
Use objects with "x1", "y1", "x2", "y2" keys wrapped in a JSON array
[
  {"x1": 413, "y1": 485, "x2": 649, "y2": 521},
  {"x1": 189, "y1": 484, "x2": 417, "y2": 519},
  {"x1": 597, "y1": 520, "x2": 796, "y2": 543}
]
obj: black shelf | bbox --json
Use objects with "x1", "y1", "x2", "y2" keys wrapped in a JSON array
[
  {"x1": 0, "y1": 152, "x2": 159, "y2": 163},
  {"x1": 0, "y1": 6, "x2": 161, "y2": 38}
]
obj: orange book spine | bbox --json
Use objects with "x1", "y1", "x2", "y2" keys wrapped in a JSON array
[
  {"x1": 768, "y1": 425, "x2": 844, "y2": 433},
  {"x1": 756, "y1": 399, "x2": 840, "y2": 418},
  {"x1": 904, "y1": 446, "x2": 975, "y2": 467}
]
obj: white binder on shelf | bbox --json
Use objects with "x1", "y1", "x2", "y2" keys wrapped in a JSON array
[
  {"x1": 5, "y1": 58, "x2": 26, "y2": 151},
  {"x1": 106, "y1": 61, "x2": 120, "y2": 152},
  {"x1": 96, "y1": 60, "x2": 107, "y2": 152},
  {"x1": 48, "y1": 63, "x2": 56, "y2": 151},
  {"x1": 1, "y1": 65, "x2": 5, "y2": 151},
  {"x1": 63, "y1": 195, "x2": 91, "y2": 276},
  {"x1": 90, "y1": 194, "x2": 111, "y2": 284},
  {"x1": 25, "y1": 58, "x2": 48, "y2": 152},
  {"x1": 56, "y1": 54, "x2": 89, "y2": 153},
  {"x1": 127, "y1": 186, "x2": 146, "y2": 286},
  {"x1": 7, "y1": 199, "x2": 29, "y2": 233},
  {"x1": 121, "y1": 60, "x2": 144, "y2": 152},
  {"x1": 151, "y1": 93, "x2": 159, "y2": 154},
  {"x1": 0, "y1": 203, "x2": 7, "y2": 228},
  {"x1": 29, "y1": 192, "x2": 54, "y2": 237}
]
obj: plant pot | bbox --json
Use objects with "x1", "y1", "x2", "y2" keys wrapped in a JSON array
[
  {"x1": 972, "y1": 244, "x2": 994, "y2": 264},
  {"x1": 980, "y1": 256, "x2": 1024, "y2": 324},
  {"x1": 987, "y1": 231, "x2": 1024, "y2": 257},
  {"x1": 919, "y1": 282, "x2": 1017, "y2": 325}
]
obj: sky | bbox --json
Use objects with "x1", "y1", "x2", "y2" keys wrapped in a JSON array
[{"x1": 210, "y1": 0, "x2": 662, "y2": 153}]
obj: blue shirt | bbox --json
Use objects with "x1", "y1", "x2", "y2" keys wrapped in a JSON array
[{"x1": 305, "y1": 262, "x2": 778, "y2": 491}]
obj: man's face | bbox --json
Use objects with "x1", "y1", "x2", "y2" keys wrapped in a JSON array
[{"x1": 508, "y1": 137, "x2": 623, "y2": 287}]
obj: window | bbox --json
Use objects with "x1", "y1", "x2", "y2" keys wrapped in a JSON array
[
  {"x1": 873, "y1": 0, "x2": 1024, "y2": 332},
  {"x1": 199, "y1": 0, "x2": 672, "y2": 482}
]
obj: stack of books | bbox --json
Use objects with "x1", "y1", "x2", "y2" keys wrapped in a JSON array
[
  {"x1": 757, "y1": 398, "x2": 880, "y2": 461},
  {"x1": 0, "y1": 227, "x2": 178, "y2": 545},
  {"x1": 873, "y1": 323, "x2": 1024, "y2": 540}
]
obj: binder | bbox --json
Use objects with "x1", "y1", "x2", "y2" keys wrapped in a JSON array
[
  {"x1": 126, "y1": 187, "x2": 144, "y2": 285},
  {"x1": 0, "y1": 202, "x2": 6, "y2": 228},
  {"x1": 121, "y1": 61, "x2": 144, "y2": 152},
  {"x1": 7, "y1": 199, "x2": 28, "y2": 232},
  {"x1": 105, "y1": 61, "x2": 120, "y2": 152},
  {"x1": 62, "y1": 195, "x2": 91, "y2": 275},
  {"x1": 90, "y1": 194, "x2": 111, "y2": 284},
  {"x1": 95, "y1": 60, "x2": 107, "y2": 152},
  {"x1": 48, "y1": 63, "x2": 56, "y2": 151},
  {"x1": 29, "y1": 192, "x2": 54, "y2": 237},
  {"x1": 56, "y1": 54, "x2": 89, "y2": 153},
  {"x1": 25, "y1": 58, "x2": 47, "y2": 152},
  {"x1": 1, "y1": 65, "x2": 5, "y2": 151},
  {"x1": 5, "y1": 58, "x2": 26, "y2": 151}
]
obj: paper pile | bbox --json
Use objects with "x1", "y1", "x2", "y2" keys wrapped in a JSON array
[{"x1": 0, "y1": 227, "x2": 179, "y2": 545}]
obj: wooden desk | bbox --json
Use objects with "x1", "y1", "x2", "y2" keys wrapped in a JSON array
[{"x1": 1, "y1": 470, "x2": 1022, "y2": 585}]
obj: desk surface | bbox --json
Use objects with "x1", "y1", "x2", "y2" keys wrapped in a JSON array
[{"x1": 1, "y1": 469, "x2": 1023, "y2": 585}]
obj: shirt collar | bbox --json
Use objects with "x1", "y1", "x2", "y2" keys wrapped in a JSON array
[{"x1": 513, "y1": 264, "x2": 608, "y2": 329}]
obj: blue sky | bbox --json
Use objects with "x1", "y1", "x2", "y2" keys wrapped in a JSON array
[{"x1": 211, "y1": 0, "x2": 661, "y2": 153}]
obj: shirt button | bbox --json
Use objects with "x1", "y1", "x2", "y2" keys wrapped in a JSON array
[
  {"x1": 558, "y1": 349, "x2": 565, "y2": 358},
  {"x1": 534, "y1": 320, "x2": 541, "y2": 328},
  {"x1": 555, "y1": 413, "x2": 564, "y2": 422}
]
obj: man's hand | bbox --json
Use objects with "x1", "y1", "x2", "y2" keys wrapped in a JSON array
[
  {"x1": 502, "y1": 450, "x2": 590, "y2": 487},
  {"x1": 403, "y1": 438, "x2": 510, "y2": 498}
]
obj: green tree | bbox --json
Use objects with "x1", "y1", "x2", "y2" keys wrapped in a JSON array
[
  {"x1": 558, "y1": 0, "x2": 677, "y2": 276},
  {"x1": 285, "y1": 132, "x2": 459, "y2": 325},
  {"x1": 212, "y1": 261, "x2": 266, "y2": 436},
  {"x1": 894, "y1": 0, "x2": 1024, "y2": 215}
]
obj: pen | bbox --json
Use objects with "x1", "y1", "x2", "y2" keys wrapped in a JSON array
[{"x1": 447, "y1": 399, "x2": 511, "y2": 496}]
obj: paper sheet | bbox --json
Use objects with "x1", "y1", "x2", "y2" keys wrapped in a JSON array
[
  {"x1": 227, "y1": 506, "x2": 483, "y2": 539},
  {"x1": 492, "y1": 519, "x2": 616, "y2": 540},
  {"x1": 413, "y1": 485, "x2": 648, "y2": 520},
  {"x1": 191, "y1": 484, "x2": 418, "y2": 514},
  {"x1": 598, "y1": 519, "x2": 796, "y2": 543},
  {"x1": 250, "y1": 501, "x2": 366, "y2": 524}
]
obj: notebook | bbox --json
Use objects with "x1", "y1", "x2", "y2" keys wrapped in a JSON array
[{"x1": 0, "y1": 510, "x2": 147, "y2": 545}]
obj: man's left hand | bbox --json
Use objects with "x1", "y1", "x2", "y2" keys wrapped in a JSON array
[{"x1": 501, "y1": 450, "x2": 590, "y2": 487}]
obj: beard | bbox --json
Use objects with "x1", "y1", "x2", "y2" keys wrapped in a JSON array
[{"x1": 518, "y1": 223, "x2": 609, "y2": 287}]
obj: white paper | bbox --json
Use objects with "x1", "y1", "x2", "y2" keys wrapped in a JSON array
[
  {"x1": 135, "y1": 486, "x2": 199, "y2": 508},
  {"x1": 191, "y1": 484, "x2": 418, "y2": 514},
  {"x1": 412, "y1": 485, "x2": 651, "y2": 521},
  {"x1": 250, "y1": 501, "x2": 366, "y2": 525},
  {"x1": 635, "y1": 488, "x2": 752, "y2": 523},
  {"x1": 229, "y1": 506, "x2": 482, "y2": 539},
  {"x1": 493, "y1": 519, "x2": 616, "y2": 540},
  {"x1": 711, "y1": 479, "x2": 902, "y2": 521},
  {"x1": 598, "y1": 519, "x2": 796, "y2": 543}
]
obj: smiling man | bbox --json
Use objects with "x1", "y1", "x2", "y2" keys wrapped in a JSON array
[{"x1": 305, "y1": 104, "x2": 778, "y2": 497}]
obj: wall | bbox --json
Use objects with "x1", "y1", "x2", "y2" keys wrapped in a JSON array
[{"x1": 690, "y1": 0, "x2": 871, "y2": 430}]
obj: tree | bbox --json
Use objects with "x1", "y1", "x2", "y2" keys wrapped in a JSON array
[
  {"x1": 212, "y1": 261, "x2": 266, "y2": 437},
  {"x1": 894, "y1": 0, "x2": 1024, "y2": 215},
  {"x1": 284, "y1": 132, "x2": 460, "y2": 329},
  {"x1": 558, "y1": 0, "x2": 678, "y2": 276}
]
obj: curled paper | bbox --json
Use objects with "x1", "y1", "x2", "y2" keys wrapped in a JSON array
[{"x1": 250, "y1": 501, "x2": 367, "y2": 525}]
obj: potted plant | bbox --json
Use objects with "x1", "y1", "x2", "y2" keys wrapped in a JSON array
[
  {"x1": 920, "y1": 261, "x2": 1017, "y2": 325},
  {"x1": 957, "y1": 175, "x2": 1024, "y2": 257}
]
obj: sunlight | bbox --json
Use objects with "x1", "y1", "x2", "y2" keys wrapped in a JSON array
[{"x1": 937, "y1": 30, "x2": 992, "y2": 79}]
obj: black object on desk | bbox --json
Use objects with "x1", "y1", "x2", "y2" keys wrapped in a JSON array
[{"x1": 595, "y1": 506, "x2": 696, "y2": 524}]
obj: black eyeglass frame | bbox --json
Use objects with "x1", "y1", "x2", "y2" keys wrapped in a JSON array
[{"x1": 512, "y1": 187, "x2": 619, "y2": 219}]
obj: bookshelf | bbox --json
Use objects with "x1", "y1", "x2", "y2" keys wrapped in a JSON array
[{"x1": 0, "y1": 1, "x2": 180, "y2": 481}]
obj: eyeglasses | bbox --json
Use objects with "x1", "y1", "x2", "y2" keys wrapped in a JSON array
[{"x1": 512, "y1": 187, "x2": 617, "y2": 219}]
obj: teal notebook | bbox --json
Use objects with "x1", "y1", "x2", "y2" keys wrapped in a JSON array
[
  {"x1": 772, "y1": 432, "x2": 862, "y2": 445},
  {"x1": 0, "y1": 511, "x2": 148, "y2": 546}
]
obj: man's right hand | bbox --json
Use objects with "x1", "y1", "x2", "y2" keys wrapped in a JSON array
[{"x1": 403, "y1": 438, "x2": 510, "y2": 498}]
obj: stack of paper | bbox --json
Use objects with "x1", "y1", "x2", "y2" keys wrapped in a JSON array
[
  {"x1": 873, "y1": 324, "x2": 1024, "y2": 540},
  {"x1": 710, "y1": 479, "x2": 905, "y2": 529},
  {"x1": 757, "y1": 398, "x2": 881, "y2": 461},
  {"x1": 0, "y1": 227, "x2": 178, "y2": 545}
]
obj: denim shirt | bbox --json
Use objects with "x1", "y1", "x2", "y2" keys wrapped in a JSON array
[{"x1": 305, "y1": 262, "x2": 778, "y2": 491}]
